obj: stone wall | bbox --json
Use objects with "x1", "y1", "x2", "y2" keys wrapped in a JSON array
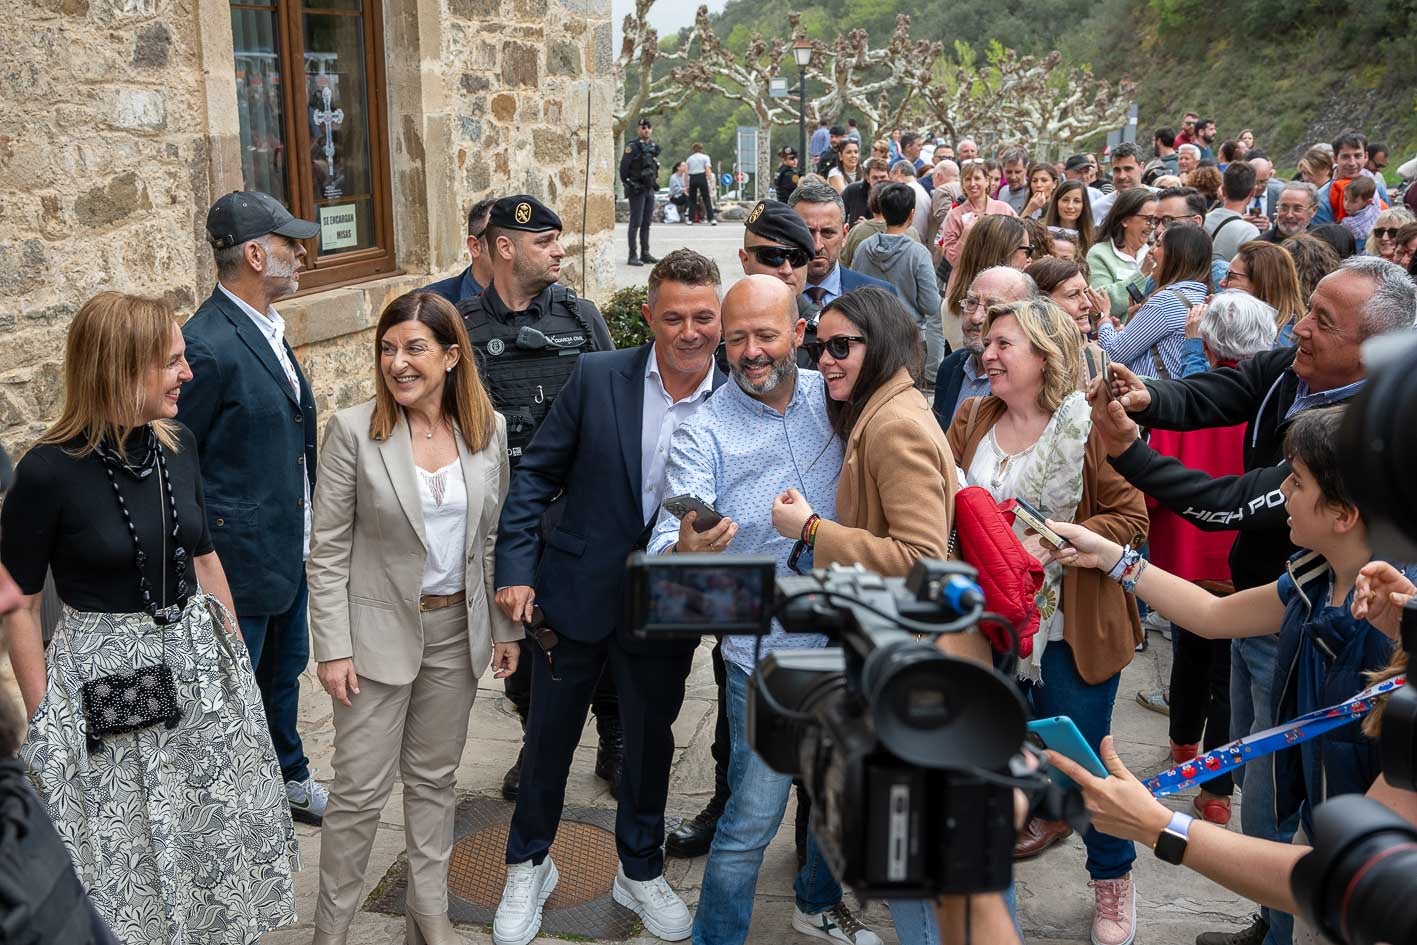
[{"x1": 0, "y1": 0, "x2": 615, "y2": 452}]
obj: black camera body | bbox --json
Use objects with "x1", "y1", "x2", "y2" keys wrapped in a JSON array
[{"x1": 626, "y1": 553, "x2": 1029, "y2": 899}]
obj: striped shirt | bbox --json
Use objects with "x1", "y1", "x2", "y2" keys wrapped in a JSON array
[{"x1": 1097, "y1": 280, "x2": 1207, "y2": 378}]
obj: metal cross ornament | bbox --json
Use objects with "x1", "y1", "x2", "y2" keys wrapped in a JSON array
[{"x1": 314, "y1": 84, "x2": 345, "y2": 199}]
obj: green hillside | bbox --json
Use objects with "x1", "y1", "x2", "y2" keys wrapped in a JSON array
[{"x1": 639, "y1": 0, "x2": 1417, "y2": 174}]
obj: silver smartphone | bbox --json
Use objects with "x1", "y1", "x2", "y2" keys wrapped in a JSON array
[{"x1": 1012, "y1": 498, "x2": 1072, "y2": 550}]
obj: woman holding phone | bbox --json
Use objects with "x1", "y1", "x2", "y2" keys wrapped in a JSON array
[
  {"x1": 307, "y1": 291, "x2": 521, "y2": 945},
  {"x1": 1087, "y1": 188, "x2": 1159, "y2": 319}
]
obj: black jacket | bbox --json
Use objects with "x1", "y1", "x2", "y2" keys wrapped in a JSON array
[{"x1": 1112, "y1": 346, "x2": 1358, "y2": 590}]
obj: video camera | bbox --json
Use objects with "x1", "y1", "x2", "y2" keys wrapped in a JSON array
[
  {"x1": 1287, "y1": 332, "x2": 1417, "y2": 945},
  {"x1": 626, "y1": 553, "x2": 1043, "y2": 899}
]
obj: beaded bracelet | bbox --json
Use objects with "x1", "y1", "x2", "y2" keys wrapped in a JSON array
[
  {"x1": 1121, "y1": 559, "x2": 1148, "y2": 595},
  {"x1": 803, "y1": 514, "x2": 822, "y2": 548}
]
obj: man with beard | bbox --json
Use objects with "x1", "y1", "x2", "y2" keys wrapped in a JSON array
[
  {"x1": 179, "y1": 190, "x2": 327, "y2": 826},
  {"x1": 1258, "y1": 182, "x2": 1320, "y2": 244},
  {"x1": 491, "y1": 251, "x2": 724, "y2": 945},
  {"x1": 1195, "y1": 117, "x2": 1218, "y2": 162},
  {"x1": 457, "y1": 195, "x2": 616, "y2": 802},
  {"x1": 931, "y1": 266, "x2": 1038, "y2": 424},
  {"x1": 648, "y1": 275, "x2": 881, "y2": 945}
]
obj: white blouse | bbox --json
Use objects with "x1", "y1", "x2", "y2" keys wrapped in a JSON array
[{"x1": 416, "y1": 459, "x2": 467, "y2": 595}]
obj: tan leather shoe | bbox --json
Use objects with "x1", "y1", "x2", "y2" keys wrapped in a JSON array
[{"x1": 1013, "y1": 816, "x2": 1073, "y2": 860}]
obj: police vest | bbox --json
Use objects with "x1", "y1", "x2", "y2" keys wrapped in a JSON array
[{"x1": 463, "y1": 287, "x2": 596, "y2": 464}]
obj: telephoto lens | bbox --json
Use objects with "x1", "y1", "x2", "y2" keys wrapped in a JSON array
[{"x1": 1290, "y1": 794, "x2": 1417, "y2": 945}]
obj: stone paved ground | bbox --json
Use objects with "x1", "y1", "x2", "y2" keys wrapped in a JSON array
[{"x1": 257, "y1": 625, "x2": 1256, "y2": 945}]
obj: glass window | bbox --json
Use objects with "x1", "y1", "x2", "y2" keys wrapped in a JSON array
[{"x1": 228, "y1": 0, "x2": 394, "y2": 290}]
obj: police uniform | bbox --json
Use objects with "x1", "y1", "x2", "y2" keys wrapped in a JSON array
[
  {"x1": 619, "y1": 118, "x2": 661, "y2": 266},
  {"x1": 773, "y1": 148, "x2": 800, "y2": 202},
  {"x1": 454, "y1": 195, "x2": 619, "y2": 789}
]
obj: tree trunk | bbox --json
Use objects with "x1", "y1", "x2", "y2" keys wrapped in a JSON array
[{"x1": 757, "y1": 117, "x2": 773, "y2": 200}]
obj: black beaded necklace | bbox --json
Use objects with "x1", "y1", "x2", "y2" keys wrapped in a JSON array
[{"x1": 98, "y1": 428, "x2": 188, "y2": 625}]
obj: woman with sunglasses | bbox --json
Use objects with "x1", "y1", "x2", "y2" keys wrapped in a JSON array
[
  {"x1": 1043, "y1": 180, "x2": 1096, "y2": 254},
  {"x1": 1086, "y1": 187, "x2": 1159, "y2": 319},
  {"x1": 1363, "y1": 207, "x2": 1416, "y2": 263},
  {"x1": 306, "y1": 292, "x2": 520, "y2": 945}
]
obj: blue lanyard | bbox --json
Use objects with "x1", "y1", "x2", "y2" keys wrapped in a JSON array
[{"x1": 1146, "y1": 674, "x2": 1407, "y2": 797}]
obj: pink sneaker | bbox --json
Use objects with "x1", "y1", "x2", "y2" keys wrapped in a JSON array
[{"x1": 1088, "y1": 874, "x2": 1136, "y2": 945}]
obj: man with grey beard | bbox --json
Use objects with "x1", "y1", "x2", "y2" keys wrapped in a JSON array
[
  {"x1": 931, "y1": 266, "x2": 1038, "y2": 426},
  {"x1": 648, "y1": 275, "x2": 880, "y2": 945}
]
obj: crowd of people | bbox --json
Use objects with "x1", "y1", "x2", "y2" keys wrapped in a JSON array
[{"x1": 2, "y1": 109, "x2": 1417, "y2": 945}]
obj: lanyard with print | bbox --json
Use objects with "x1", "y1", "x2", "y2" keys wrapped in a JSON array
[{"x1": 1145, "y1": 674, "x2": 1407, "y2": 797}]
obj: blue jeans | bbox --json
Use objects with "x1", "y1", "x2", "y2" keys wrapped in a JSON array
[
  {"x1": 1026, "y1": 640, "x2": 1135, "y2": 880},
  {"x1": 237, "y1": 575, "x2": 311, "y2": 784},
  {"x1": 691, "y1": 662, "x2": 843, "y2": 945},
  {"x1": 886, "y1": 885, "x2": 1022, "y2": 945},
  {"x1": 1229, "y1": 634, "x2": 1298, "y2": 945}
]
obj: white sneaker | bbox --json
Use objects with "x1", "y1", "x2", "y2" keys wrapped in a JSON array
[
  {"x1": 493, "y1": 857, "x2": 558, "y2": 945},
  {"x1": 285, "y1": 776, "x2": 329, "y2": 826},
  {"x1": 791, "y1": 903, "x2": 882, "y2": 945},
  {"x1": 612, "y1": 866, "x2": 692, "y2": 941},
  {"x1": 1142, "y1": 611, "x2": 1172, "y2": 638}
]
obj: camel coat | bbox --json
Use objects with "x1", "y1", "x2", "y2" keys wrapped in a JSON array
[
  {"x1": 814, "y1": 369, "x2": 958, "y2": 576},
  {"x1": 946, "y1": 396, "x2": 1148, "y2": 684}
]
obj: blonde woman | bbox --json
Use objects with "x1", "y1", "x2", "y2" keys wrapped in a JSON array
[
  {"x1": 307, "y1": 292, "x2": 520, "y2": 945},
  {"x1": 1, "y1": 292, "x2": 297, "y2": 943}
]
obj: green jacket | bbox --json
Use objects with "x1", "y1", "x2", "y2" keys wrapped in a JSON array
[{"x1": 1086, "y1": 239, "x2": 1150, "y2": 317}]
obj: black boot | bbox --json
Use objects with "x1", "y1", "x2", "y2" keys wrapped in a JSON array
[
  {"x1": 640, "y1": 251, "x2": 659, "y2": 264},
  {"x1": 627, "y1": 254, "x2": 644, "y2": 267},
  {"x1": 595, "y1": 714, "x2": 624, "y2": 799},
  {"x1": 1196, "y1": 915, "x2": 1269, "y2": 945},
  {"x1": 666, "y1": 790, "x2": 727, "y2": 858}
]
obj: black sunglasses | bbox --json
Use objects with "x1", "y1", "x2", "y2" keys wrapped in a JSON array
[
  {"x1": 804, "y1": 334, "x2": 866, "y2": 362},
  {"x1": 1372, "y1": 227, "x2": 1402, "y2": 240},
  {"x1": 750, "y1": 245, "x2": 812, "y2": 269}
]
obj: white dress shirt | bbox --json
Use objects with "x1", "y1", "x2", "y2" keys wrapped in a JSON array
[
  {"x1": 217, "y1": 283, "x2": 312, "y2": 558},
  {"x1": 640, "y1": 345, "x2": 716, "y2": 523}
]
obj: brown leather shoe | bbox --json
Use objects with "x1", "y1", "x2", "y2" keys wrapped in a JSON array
[{"x1": 1013, "y1": 816, "x2": 1073, "y2": 860}]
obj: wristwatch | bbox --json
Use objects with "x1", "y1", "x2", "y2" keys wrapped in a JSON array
[{"x1": 1154, "y1": 810, "x2": 1193, "y2": 865}]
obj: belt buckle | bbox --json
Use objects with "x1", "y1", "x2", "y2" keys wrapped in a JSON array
[{"x1": 420, "y1": 596, "x2": 433, "y2": 612}]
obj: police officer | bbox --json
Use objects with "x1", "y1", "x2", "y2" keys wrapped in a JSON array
[
  {"x1": 620, "y1": 118, "x2": 661, "y2": 267},
  {"x1": 773, "y1": 146, "x2": 801, "y2": 202},
  {"x1": 736, "y1": 198, "x2": 823, "y2": 367},
  {"x1": 456, "y1": 195, "x2": 619, "y2": 801}
]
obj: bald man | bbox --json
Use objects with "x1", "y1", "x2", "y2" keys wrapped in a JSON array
[
  {"x1": 648, "y1": 277, "x2": 882, "y2": 945},
  {"x1": 932, "y1": 266, "x2": 1038, "y2": 425}
]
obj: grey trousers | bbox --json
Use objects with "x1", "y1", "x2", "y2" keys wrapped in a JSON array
[{"x1": 314, "y1": 604, "x2": 476, "y2": 931}]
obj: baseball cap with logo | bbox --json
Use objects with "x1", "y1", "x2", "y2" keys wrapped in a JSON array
[{"x1": 205, "y1": 191, "x2": 319, "y2": 250}]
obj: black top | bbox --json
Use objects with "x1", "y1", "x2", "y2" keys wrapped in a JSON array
[{"x1": 0, "y1": 425, "x2": 213, "y2": 613}]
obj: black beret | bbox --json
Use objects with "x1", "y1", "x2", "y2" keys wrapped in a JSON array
[
  {"x1": 489, "y1": 194, "x2": 562, "y2": 233},
  {"x1": 744, "y1": 200, "x2": 814, "y2": 258},
  {"x1": 638, "y1": 117, "x2": 653, "y2": 128}
]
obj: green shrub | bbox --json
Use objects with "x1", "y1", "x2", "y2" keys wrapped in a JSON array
[{"x1": 600, "y1": 285, "x2": 652, "y2": 349}]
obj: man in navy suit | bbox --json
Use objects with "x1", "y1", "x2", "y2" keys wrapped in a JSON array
[
  {"x1": 490, "y1": 250, "x2": 727, "y2": 945},
  {"x1": 787, "y1": 181, "x2": 899, "y2": 311},
  {"x1": 178, "y1": 191, "x2": 327, "y2": 825},
  {"x1": 421, "y1": 196, "x2": 497, "y2": 305}
]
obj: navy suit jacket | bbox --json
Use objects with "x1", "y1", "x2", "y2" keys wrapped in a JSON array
[
  {"x1": 495, "y1": 344, "x2": 725, "y2": 644},
  {"x1": 421, "y1": 266, "x2": 482, "y2": 305},
  {"x1": 839, "y1": 266, "x2": 899, "y2": 298},
  {"x1": 178, "y1": 287, "x2": 318, "y2": 615}
]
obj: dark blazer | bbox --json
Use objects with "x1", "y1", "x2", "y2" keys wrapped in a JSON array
[
  {"x1": 495, "y1": 344, "x2": 725, "y2": 644},
  {"x1": 839, "y1": 266, "x2": 899, "y2": 297},
  {"x1": 178, "y1": 286, "x2": 317, "y2": 615},
  {"x1": 932, "y1": 348, "x2": 973, "y2": 430},
  {"x1": 421, "y1": 266, "x2": 482, "y2": 306}
]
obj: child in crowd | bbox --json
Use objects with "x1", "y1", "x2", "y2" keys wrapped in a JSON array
[{"x1": 1341, "y1": 175, "x2": 1380, "y2": 249}]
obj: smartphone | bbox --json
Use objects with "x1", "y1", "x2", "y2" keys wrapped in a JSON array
[
  {"x1": 1125, "y1": 282, "x2": 1146, "y2": 305},
  {"x1": 1083, "y1": 346, "x2": 1115, "y2": 399},
  {"x1": 662, "y1": 493, "x2": 724, "y2": 533},
  {"x1": 1027, "y1": 716, "x2": 1108, "y2": 790},
  {"x1": 1012, "y1": 498, "x2": 1072, "y2": 551}
]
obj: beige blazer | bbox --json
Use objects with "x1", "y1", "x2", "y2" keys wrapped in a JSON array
[{"x1": 307, "y1": 399, "x2": 521, "y2": 687}]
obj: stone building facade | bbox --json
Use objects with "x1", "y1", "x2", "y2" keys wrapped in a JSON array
[{"x1": 0, "y1": 0, "x2": 616, "y2": 450}]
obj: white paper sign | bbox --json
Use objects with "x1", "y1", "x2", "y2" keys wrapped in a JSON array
[{"x1": 320, "y1": 203, "x2": 358, "y2": 250}]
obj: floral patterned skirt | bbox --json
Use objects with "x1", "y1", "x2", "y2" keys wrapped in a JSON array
[{"x1": 20, "y1": 595, "x2": 298, "y2": 945}]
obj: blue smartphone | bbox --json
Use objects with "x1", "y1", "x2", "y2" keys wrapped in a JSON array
[{"x1": 1027, "y1": 716, "x2": 1107, "y2": 790}]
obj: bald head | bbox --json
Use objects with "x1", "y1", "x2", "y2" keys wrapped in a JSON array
[
  {"x1": 722, "y1": 275, "x2": 804, "y2": 403},
  {"x1": 962, "y1": 266, "x2": 1037, "y2": 355},
  {"x1": 723, "y1": 274, "x2": 796, "y2": 330}
]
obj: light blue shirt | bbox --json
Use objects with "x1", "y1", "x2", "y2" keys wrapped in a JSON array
[
  {"x1": 1285, "y1": 378, "x2": 1366, "y2": 420},
  {"x1": 952, "y1": 354, "x2": 991, "y2": 417},
  {"x1": 648, "y1": 369, "x2": 843, "y2": 674},
  {"x1": 802, "y1": 264, "x2": 844, "y2": 309}
]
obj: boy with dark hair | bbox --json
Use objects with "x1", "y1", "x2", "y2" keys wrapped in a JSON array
[{"x1": 849, "y1": 182, "x2": 942, "y2": 364}]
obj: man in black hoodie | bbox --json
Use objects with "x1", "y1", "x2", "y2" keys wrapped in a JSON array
[{"x1": 1090, "y1": 255, "x2": 1416, "y2": 945}]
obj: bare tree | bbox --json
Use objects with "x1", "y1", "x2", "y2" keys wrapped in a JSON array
[
  {"x1": 805, "y1": 15, "x2": 943, "y2": 137},
  {"x1": 612, "y1": 0, "x2": 694, "y2": 141}
]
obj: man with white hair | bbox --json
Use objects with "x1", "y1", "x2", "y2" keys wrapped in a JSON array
[
  {"x1": 956, "y1": 137, "x2": 979, "y2": 161},
  {"x1": 1177, "y1": 143, "x2": 1201, "y2": 177},
  {"x1": 928, "y1": 159, "x2": 963, "y2": 245}
]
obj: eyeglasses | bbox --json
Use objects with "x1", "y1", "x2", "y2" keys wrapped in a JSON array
[
  {"x1": 1156, "y1": 214, "x2": 1199, "y2": 228},
  {"x1": 960, "y1": 296, "x2": 1001, "y2": 315},
  {"x1": 1372, "y1": 227, "x2": 1402, "y2": 240},
  {"x1": 1014, "y1": 243, "x2": 1037, "y2": 259},
  {"x1": 750, "y1": 245, "x2": 812, "y2": 269},
  {"x1": 1136, "y1": 214, "x2": 1159, "y2": 226},
  {"x1": 804, "y1": 334, "x2": 866, "y2": 361}
]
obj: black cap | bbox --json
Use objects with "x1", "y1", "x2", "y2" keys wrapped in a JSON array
[
  {"x1": 744, "y1": 200, "x2": 814, "y2": 258},
  {"x1": 829, "y1": 125, "x2": 846, "y2": 136},
  {"x1": 1063, "y1": 154, "x2": 1092, "y2": 172},
  {"x1": 638, "y1": 118, "x2": 653, "y2": 129},
  {"x1": 779, "y1": 146, "x2": 798, "y2": 158},
  {"x1": 488, "y1": 194, "x2": 562, "y2": 233},
  {"x1": 205, "y1": 190, "x2": 319, "y2": 249}
]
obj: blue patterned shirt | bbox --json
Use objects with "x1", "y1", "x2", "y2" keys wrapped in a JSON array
[
  {"x1": 1285, "y1": 378, "x2": 1366, "y2": 420},
  {"x1": 648, "y1": 369, "x2": 844, "y2": 674}
]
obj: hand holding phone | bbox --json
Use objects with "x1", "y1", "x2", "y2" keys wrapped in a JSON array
[
  {"x1": 1028, "y1": 716, "x2": 1107, "y2": 790},
  {"x1": 1012, "y1": 498, "x2": 1072, "y2": 551},
  {"x1": 663, "y1": 494, "x2": 724, "y2": 533},
  {"x1": 1125, "y1": 282, "x2": 1147, "y2": 306}
]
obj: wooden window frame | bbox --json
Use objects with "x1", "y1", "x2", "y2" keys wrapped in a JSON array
[{"x1": 232, "y1": 0, "x2": 397, "y2": 293}]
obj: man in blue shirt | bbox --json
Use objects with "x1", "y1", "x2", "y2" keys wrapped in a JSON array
[
  {"x1": 421, "y1": 197, "x2": 496, "y2": 304},
  {"x1": 647, "y1": 276, "x2": 879, "y2": 945},
  {"x1": 808, "y1": 118, "x2": 831, "y2": 166}
]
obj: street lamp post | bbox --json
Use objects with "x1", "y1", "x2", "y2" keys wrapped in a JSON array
[{"x1": 793, "y1": 39, "x2": 812, "y2": 172}]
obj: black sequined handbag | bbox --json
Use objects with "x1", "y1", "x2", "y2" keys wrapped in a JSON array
[{"x1": 81, "y1": 663, "x2": 181, "y2": 752}]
